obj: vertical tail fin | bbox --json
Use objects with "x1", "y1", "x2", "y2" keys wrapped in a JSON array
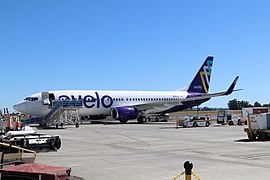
[{"x1": 187, "y1": 56, "x2": 214, "y2": 94}]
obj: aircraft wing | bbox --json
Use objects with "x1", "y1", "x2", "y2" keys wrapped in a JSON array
[{"x1": 132, "y1": 76, "x2": 241, "y2": 111}]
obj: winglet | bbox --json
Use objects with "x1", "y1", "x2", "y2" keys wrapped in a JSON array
[{"x1": 225, "y1": 76, "x2": 239, "y2": 95}]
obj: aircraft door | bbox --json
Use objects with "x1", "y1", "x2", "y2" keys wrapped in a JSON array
[{"x1": 42, "y1": 92, "x2": 50, "y2": 105}]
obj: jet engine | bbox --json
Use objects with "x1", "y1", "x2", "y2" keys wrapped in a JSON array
[{"x1": 111, "y1": 107, "x2": 139, "y2": 121}]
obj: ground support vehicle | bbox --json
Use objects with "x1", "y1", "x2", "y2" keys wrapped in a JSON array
[
  {"x1": 0, "y1": 163, "x2": 71, "y2": 179},
  {"x1": 146, "y1": 114, "x2": 169, "y2": 122},
  {"x1": 244, "y1": 113, "x2": 270, "y2": 140},
  {"x1": 0, "y1": 126, "x2": 61, "y2": 151},
  {"x1": 0, "y1": 142, "x2": 36, "y2": 169},
  {"x1": 242, "y1": 107, "x2": 269, "y2": 125},
  {"x1": 217, "y1": 110, "x2": 241, "y2": 125},
  {"x1": 183, "y1": 116, "x2": 211, "y2": 127}
]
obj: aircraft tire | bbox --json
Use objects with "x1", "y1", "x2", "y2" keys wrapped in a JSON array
[
  {"x1": 137, "y1": 117, "x2": 143, "y2": 124},
  {"x1": 142, "y1": 116, "x2": 147, "y2": 122},
  {"x1": 137, "y1": 116, "x2": 146, "y2": 124}
]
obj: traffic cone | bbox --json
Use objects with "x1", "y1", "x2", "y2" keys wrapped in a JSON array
[
  {"x1": 6, "y1": 113, "x2": 13, "y2": 130},
  {"x1": 239, "y1": 119, "x2": 243, "y2": 126},
  {"x1": 16, "y1": 119, "x2": 20, "y2": 130}
]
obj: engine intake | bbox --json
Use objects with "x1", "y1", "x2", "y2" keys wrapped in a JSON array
[{"x1": 111, "y1": 107, "x2": 139, "y2": 120}]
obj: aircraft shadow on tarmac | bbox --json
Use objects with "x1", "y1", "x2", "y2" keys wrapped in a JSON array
[
  {"x1": 32, "y1": 121, "x2": 175, "y2": 130},
  {"x1": 234, "y1": 139, "x2": 270, "y2": 142}
]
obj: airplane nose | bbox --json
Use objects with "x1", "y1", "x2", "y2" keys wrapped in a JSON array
[
  {"x1": 13, "y1": 104, "x2": 20, "y2": 112},
  {"x1": 13, "y1": 103, "x2": 24, "y2": 112}
]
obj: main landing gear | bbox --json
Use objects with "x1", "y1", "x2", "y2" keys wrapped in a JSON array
[{"x1": 137, "y1": 116, "x2": 147, "y2": 124}]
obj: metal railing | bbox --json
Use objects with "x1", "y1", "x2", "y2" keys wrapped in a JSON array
[{"x1": 22, "y1": 100, "x2": 83, "y2": 125}]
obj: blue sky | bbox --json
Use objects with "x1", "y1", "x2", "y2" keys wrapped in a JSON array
[{"x1": 0, "y1": 0, "x2": 270, "y2": 111}]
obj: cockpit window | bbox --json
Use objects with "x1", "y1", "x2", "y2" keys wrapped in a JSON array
[{"x1": 24, "y1": 97, "x2": 39, "y2": 101}]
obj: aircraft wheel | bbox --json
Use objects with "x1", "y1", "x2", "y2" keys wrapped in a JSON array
[
  {"x1": 142, "y1": 116, "x2": 147, "y2": 123},
  {"x1": 137, "y1": 116, "x2": 143, "y2": 124},
  {"x1": 137, "y1": 116, "x2": 146, "y2": 124}
]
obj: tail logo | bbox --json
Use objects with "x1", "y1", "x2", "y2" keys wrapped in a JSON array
[{"x1": 199, "y1": 60, "x2": 213, "y2": 93}]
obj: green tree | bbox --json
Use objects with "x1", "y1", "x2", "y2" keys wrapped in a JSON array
[
  {"x1": 228, "y1": 99, "x2": 251, "y2": 110},
  {"x1": 238, "y1": 100, "x2": 251, "y2": 108},
  {"x1": 254, "y1": 101, "x2": 261, "y2": 107},
  {"x1": 228, "y1": 99, "x2": 238, "y2": 110},
  {"x1": 262, "y1": 103, "x2": 270, "y2": 107}
]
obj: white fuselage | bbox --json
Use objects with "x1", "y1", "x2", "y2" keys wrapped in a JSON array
[
  {"x1": 14, "y1": 90, "x2": 189, "y2": 117},
  {"x1": 12, "y1": 56, "x2": 239, "y2": 124}
]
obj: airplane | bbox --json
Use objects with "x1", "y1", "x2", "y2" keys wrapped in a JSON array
[{"x1": 13, "y1": 56, "x2": 240, "y2": 124}]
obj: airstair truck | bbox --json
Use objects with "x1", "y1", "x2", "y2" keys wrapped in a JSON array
[{"x1": 244, "y1": 113, "x2": 270, "y2": 140}]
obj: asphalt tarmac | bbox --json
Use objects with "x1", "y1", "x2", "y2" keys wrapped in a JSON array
[{"x1": 35, "y1": 122, "x2": 270, "y2": 180}]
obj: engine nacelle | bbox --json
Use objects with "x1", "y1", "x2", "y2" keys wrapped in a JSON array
[{"x1": 111, "y1": 107, "x2": 139, "y2": 120}]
